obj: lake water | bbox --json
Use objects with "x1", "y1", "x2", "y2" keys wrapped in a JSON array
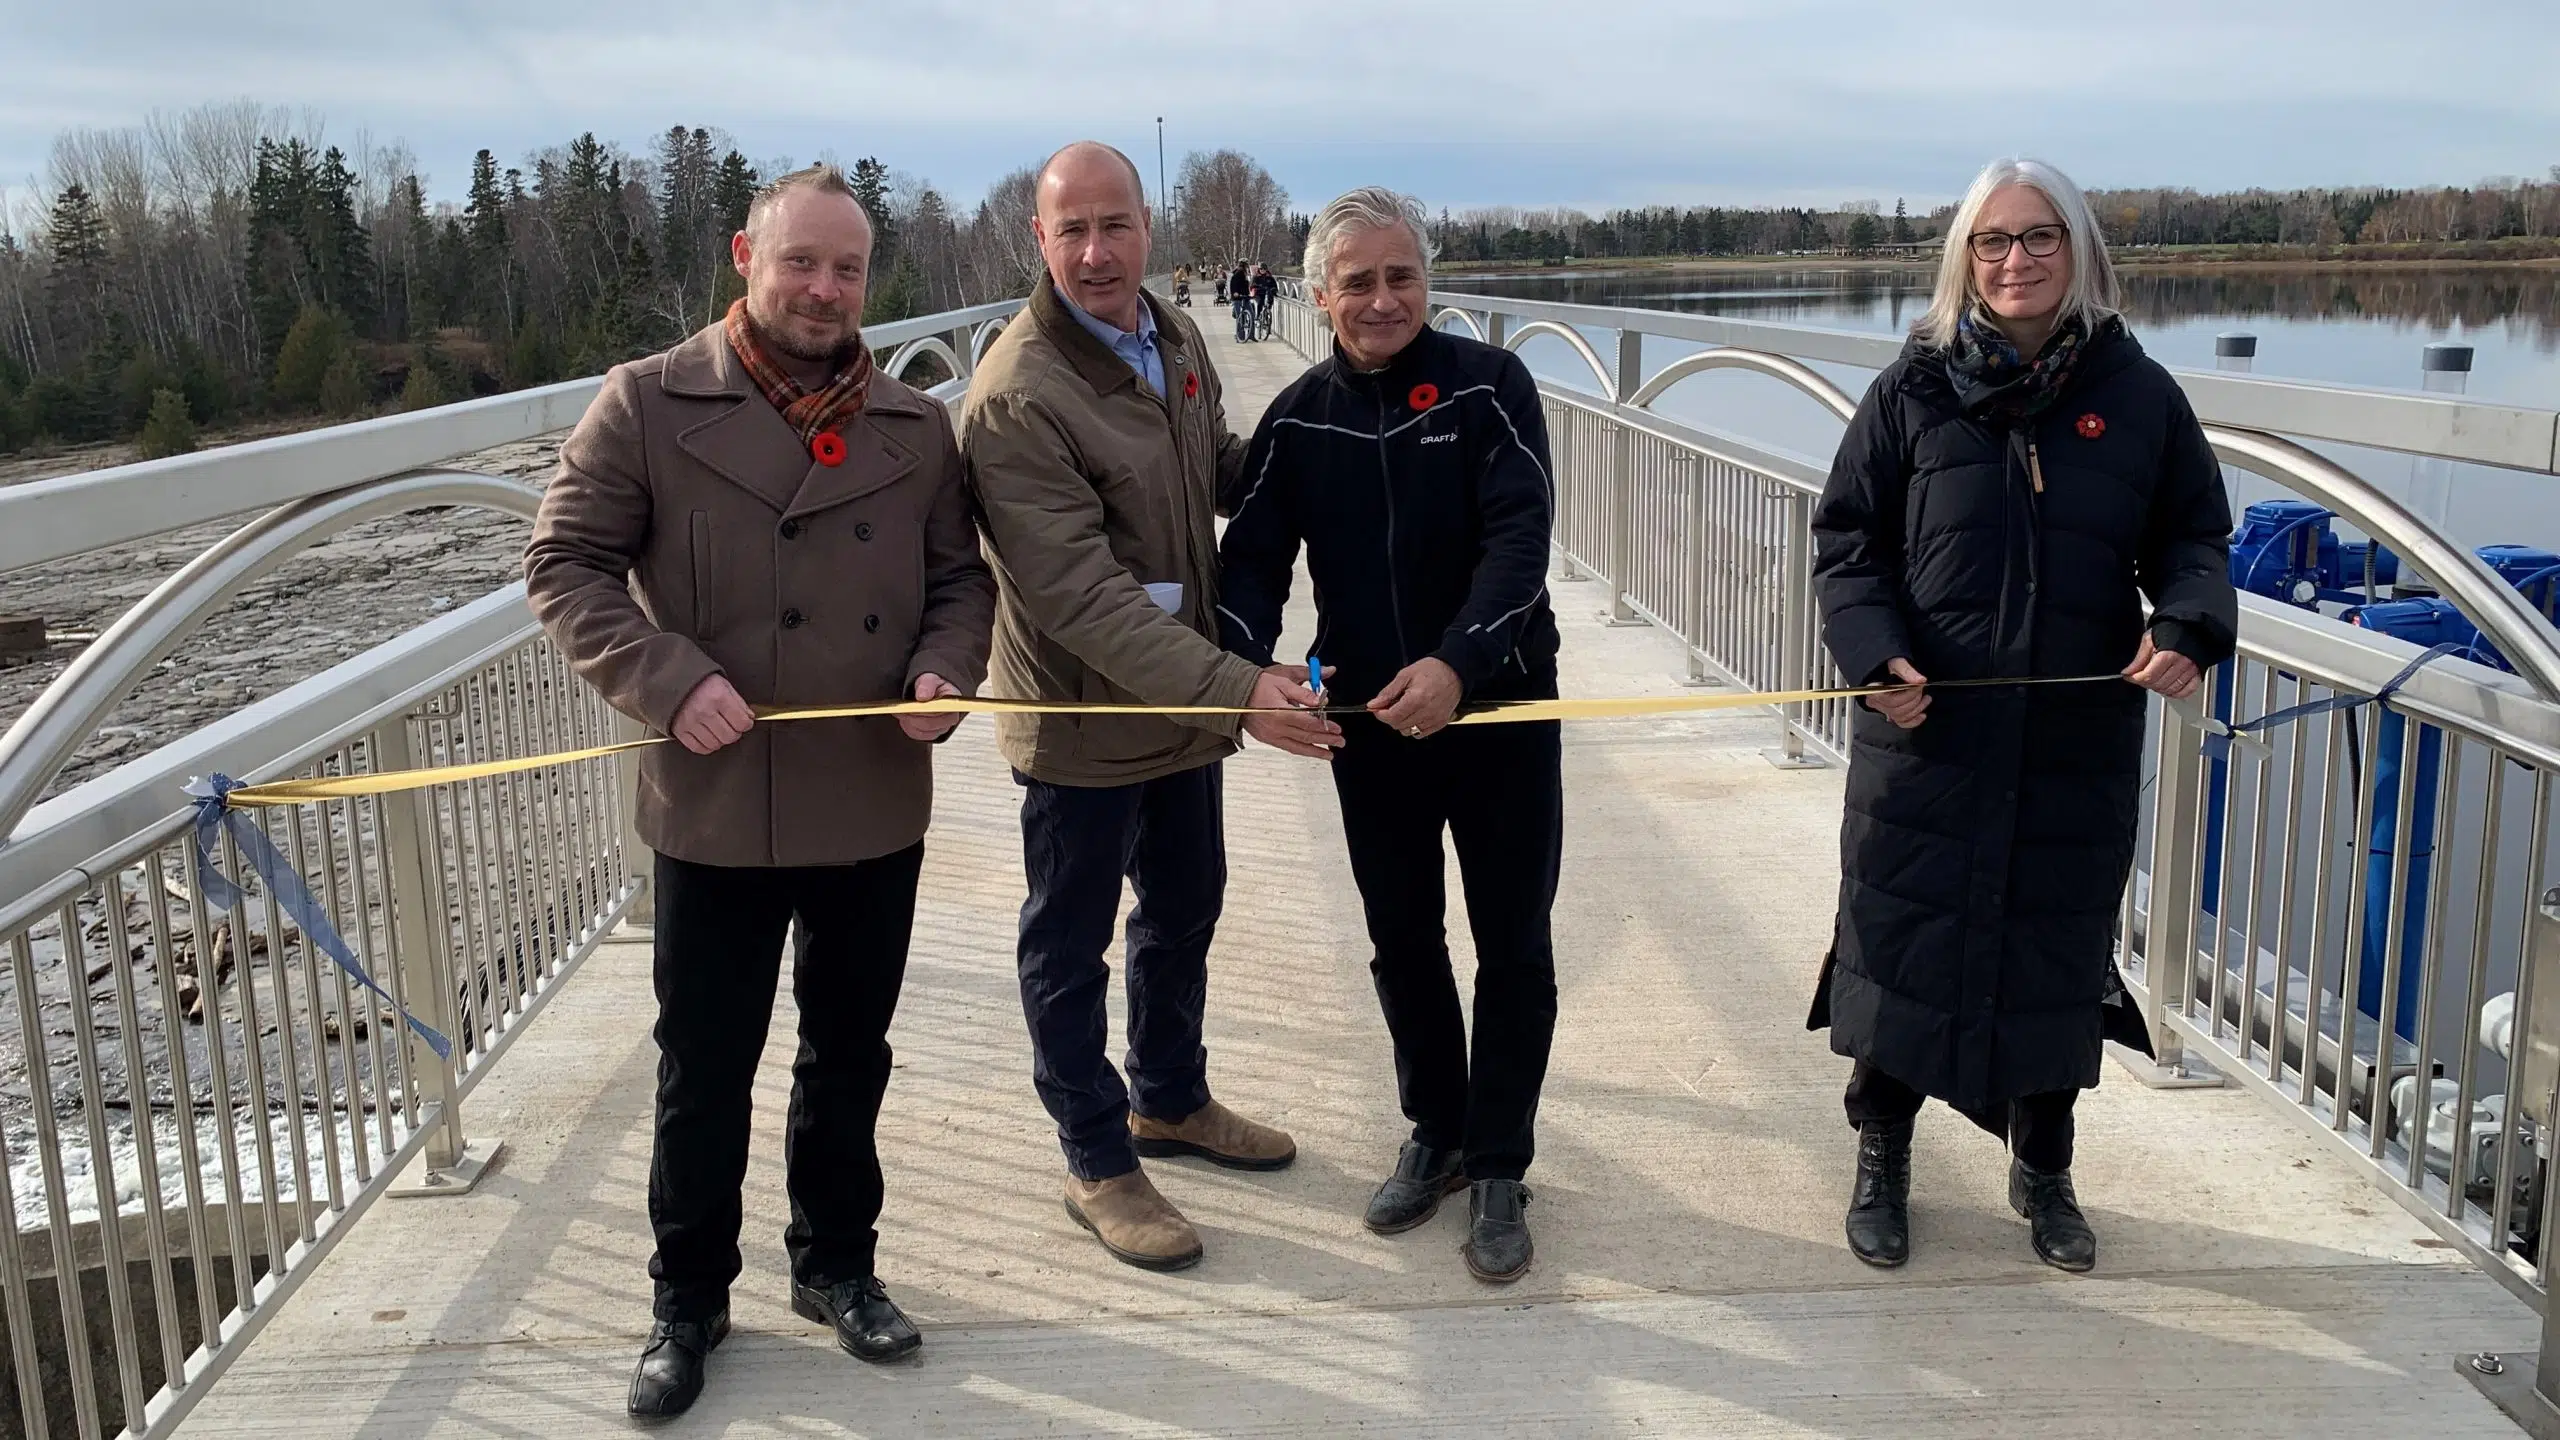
[{"x1": 1440, "y1": 265, "x2": 2560, "y2": 551}]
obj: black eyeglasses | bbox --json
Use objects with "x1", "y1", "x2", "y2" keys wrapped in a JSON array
[{"x1": 1968, "y1": 224, "x2": 2068, "y2": 263}]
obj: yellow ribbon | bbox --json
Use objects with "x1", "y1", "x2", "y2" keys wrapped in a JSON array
[{"x1": 212, "y1": 675, "x2": 2122, "y2": 809}]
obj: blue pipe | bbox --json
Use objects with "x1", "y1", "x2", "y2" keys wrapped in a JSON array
[{"x1": 2358, "y1": 709, "x2": 2441, "y2": 1040}]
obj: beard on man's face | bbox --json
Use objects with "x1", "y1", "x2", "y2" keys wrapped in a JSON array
[{"x1": 750, "y1": 292, "x2": 862, "y2": 365}]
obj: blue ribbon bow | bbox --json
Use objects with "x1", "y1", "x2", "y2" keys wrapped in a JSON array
[
  {"x1": 2199, "y1": 642, "x2": 2463, "y2": 763},
  {"x1": 185, "y1": 773, "x2": 453, "y2": 1060}
]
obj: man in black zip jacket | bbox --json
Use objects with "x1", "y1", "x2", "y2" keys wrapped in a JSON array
[{"x1": 1216, "y1": 186, "x2": 1562, "y2": 1284}]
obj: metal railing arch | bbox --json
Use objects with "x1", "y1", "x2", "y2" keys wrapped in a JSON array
[
  {"x1": 1500, "y1": 320, "x2": 1620, "y2": 403},
  {"x1": 0, "y1": 472, "x2": 544, "y2": 840}
]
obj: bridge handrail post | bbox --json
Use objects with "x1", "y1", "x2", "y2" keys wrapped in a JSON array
[
  {"x1": 1606, "y1": 330, "x2": 1643, "y2": 625},
  {"x1": 615, "y1": 709, "x2": 654, "y2": 925},
  {"x1": 370, "y1": 715, "x2": 482, "y2": 1192},
  {"x1": 2143, "y1": 695, "x2": 2209, "y2": 1078},
  {"x1": 1776, "y1": 490, "x2": 1813, "y2": 761},
  {"x1": 1682, "y1": 454, "x2": 1709, "y2": 683}
]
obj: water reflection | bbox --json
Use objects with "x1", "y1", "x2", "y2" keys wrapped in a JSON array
[
  {"x1": 1444, "y1": 264, "x2": 2560, "y2": 355},
  {"x1": 1440, "y1": 264, "x2": 2560, "y2": 548}
]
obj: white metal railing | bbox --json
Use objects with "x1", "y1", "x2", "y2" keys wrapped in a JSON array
[
  {"x1": 1273, "y1": 283, "x2": 2560, "y2": 1419},
  {"x1": 0, "y1": 296, "x2": 1022, "y2": 1440}
]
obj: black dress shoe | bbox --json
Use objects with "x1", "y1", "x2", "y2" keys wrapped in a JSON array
[
  {"x1": 1364, "y1": 1141, "x2": 1466, "y2": 1234},
  {"x1": 2009, "y1": 1159, "x2": 2097, "y2": 1271},
  {"x1": 792, "y1": 1277, "x2": 923, "y2": 1363},
  {"x1": 1462, "y1": 1179, "x2": 1533, "y2": 1282},
  {"x1": 628, "y1": 1311, "x2": 728, "y2": 1420},
  {"x1": 1845, "y1": 1118, "x2": 1913, "y2": 1268}
]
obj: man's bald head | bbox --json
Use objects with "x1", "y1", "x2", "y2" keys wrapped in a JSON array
[
  {"x1": 1036, "y1": 141, "x2": 1147, "y2": 213},
  {"x1": 1032, "y1": 140, "x2": 1152, "y2": 330}
]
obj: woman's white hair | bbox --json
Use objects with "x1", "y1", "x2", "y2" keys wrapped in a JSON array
[
  {"x1": 1303, "y1": 186, "x2": 1436, "y2": 291},
  {"x1": 1914, "y1": 158, "x2": 2119, "y2": 349}
]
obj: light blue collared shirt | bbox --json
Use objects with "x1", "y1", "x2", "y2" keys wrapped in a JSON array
[{"x1": 1059, "y1": 288, "x2": 1165, "y2": 397}]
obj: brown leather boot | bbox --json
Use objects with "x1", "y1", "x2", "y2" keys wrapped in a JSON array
[
  {"x1": 1064, "y1": 1169, "x2": 1204, "y2": 1271},
  {"x1": 1129, "y1": 1099, "x2": 1297, "y2": 1171}
]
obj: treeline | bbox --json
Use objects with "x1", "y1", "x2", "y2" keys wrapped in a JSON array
[
  {"x1": 0, "y1": 101, "x2": 1058, "y2": 459},
  {"x1": 1430, "y1": 171, "x2": 2560, "y2": 265},
  {"x1": 1432, "y1": 199, "x2": 1932, "y2": 264}
]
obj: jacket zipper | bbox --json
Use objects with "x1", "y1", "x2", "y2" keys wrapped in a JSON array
[
  {"x1": 2028, "y1": 438, "x2": 2045, "y2": 493},
  {"x1": 1373, "y1": 394, "x2": 1412, "y2": 665}
]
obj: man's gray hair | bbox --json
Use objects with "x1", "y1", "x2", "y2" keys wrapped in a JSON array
[
  {"x1": 1914, "y1": 157, "x2": 2118, "y2": 349},
  {"x1": 745, "y1": 162, "x2": 867, "y2": 241},
  {"x1": 1303, "y1": 186, "x2": 1436, "y2": 291}
]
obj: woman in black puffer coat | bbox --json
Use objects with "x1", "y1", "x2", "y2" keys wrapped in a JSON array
[{"x1": 1807, "y1": 158, "x2": 2237, "y2": 1275}]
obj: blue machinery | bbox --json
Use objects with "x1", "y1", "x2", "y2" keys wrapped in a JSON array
[{"x1": 2210, "y1": 501, "x2": 2560, "y2": 1040}]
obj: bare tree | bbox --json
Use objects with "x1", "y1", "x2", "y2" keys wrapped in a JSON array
[{"x1": 1176, "y1": 150, "x2": 1290, "y2": 268}]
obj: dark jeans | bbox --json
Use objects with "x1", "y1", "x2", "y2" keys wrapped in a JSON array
[
  {"x1": 1015, "y1": 764, "x2": 1223, "y2": 1180},
  {"x1": 1232, "y1": 297, "x2": 1255, "y2": 341},
  {"x1": 647, "y1": 846, "x2": 921, "y2": 1322},
  {"x1": 1843, "y1": 1060, "x2": 2078, "y2": 1173},
  {"x1": 1332, "y1": 717, "x2": 1563, "y2": 1181}
]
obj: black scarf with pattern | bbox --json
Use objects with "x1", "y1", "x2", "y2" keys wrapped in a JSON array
[{"x1": 1944, "y1": 308, "x2": 2118, "y2": 424}]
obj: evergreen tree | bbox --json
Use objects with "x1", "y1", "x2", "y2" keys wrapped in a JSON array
[
  {"x1": 465, "y1": 149, "x2": 508, "y2": 253},
  {"x1": 272, "y1": 304, "x2": 353, "y2": 410},
  {"x1": 45, "y1": 183, "x2": 108, "y2": 290},
  {"x1": 0, "y1": 354, "x2": 31, "y2": 452},
  {"x1": 312, "y1": 146, "x2": 376, "y2": 326},
  {"x1": 136, "y1": 387, "x2": 198, "y2": 458},
  {"x1": 45, "y1": 183, "x2": 110, "y2": 347},
  {"x1": 319, "y1": 349, "x2": 369, "y2": 416},
  {"x1": 863, "y1": 251, "x2": 925, "y2": 326},
  {"x1": 850, "y1": 156, "x2": 898, "y2": 274},
  {"x1": 1891, "y1": 198, "x2": 1914, "y2": 244},
  {"x1": 399, "y1": 351, "x2": 452, "y2": 411},
  {"x1": 711, "y1": 150, "x2": 759, "y2": 237},
  {"x1": 245, "y1": 138, "x2": 320, "y2": 358}
]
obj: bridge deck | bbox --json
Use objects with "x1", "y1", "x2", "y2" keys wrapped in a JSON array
[{"x1": 181, "y1": 305, "x2": 2533, "y2": 1437}]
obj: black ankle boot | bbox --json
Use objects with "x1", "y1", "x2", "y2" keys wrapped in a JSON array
[
  {"x1": 1844, "y1": 1119, "x2": 1912, "y2": 1267},
  {"x1": 2009, "y1": 1158, "x2": 2097, "y2": 1272}
]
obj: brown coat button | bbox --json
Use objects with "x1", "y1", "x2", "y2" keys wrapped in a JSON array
[
  {"x1": 783, "y1": 609, "x2": 806, "y2": 629},
  {"x1": 864, "y1": 614, "x2": 881, "y2": 633}
]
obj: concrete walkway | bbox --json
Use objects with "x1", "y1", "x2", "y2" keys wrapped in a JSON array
[{"x1": 179, "y1": 304, "x2": 2536, "y2": 1437}]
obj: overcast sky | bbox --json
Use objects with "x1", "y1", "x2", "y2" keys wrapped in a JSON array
[{"x1": 4, "y1": 0, "x2": 2556, "y2": 217}]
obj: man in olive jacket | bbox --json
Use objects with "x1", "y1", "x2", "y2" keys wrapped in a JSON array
[
  {"x1": 526, "y1": 165, "x2": 992, "y2": 1418},
  {"x1": 963, "y1": 142, "x2": 1338, "y2": 1272}
]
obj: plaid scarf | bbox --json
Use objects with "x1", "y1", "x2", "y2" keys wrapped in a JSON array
[
  {"x1": 722, "y1": 298, "x2": 873, "y2": 448},
  {"x1": 1945, "y1": 308, "x2": 2115, "y2": 424}
]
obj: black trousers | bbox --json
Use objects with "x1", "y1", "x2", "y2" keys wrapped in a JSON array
[
  {"x1": 1332, "y1": 717, "x2": 1563, "y2": 1181},
  {"x1": 1014, "y1": 763, "x2": 1223, "y2": 1180},
  {"x1": 647, "y1": 846, "x2": 921, "y2": 1322},
  {"x1": 1843, "y1": 1060, "x2": 2078, "y2": 1173}
]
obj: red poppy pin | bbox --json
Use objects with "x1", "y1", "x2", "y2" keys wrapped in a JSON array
[
  {"x1": 811, "y1": 430, "x2": 847, "y2": 467},
  {"x1": 2075, "y1": 412, "x2": 2106, "y2": 440},
  {"x1": 1408, "y1": 382, "x2": 1439, "y2": 411},
  {"x1": 1184, "y1": 371, "x2": 1199, "y2": 400}
]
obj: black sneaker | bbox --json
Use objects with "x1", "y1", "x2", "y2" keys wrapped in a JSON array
[
  {"x1": 1462, "y1": 1179, "x2": 1533, "y2": 1283},
  {"x1": 1845, "y1": 1118, "x2": 1913, "y2": 1267},
  {"x1": 791, "y1": 1277, "x2": 923, "y2": 1363},
  {"x1": 2008, "y1": 1159, "x2": 2097, "y2": 1272},
  {"x1": 1364, "y1": 1140, "x2": 1467, "y2": 1234},
  {"x1": 628, "y1": 1310, "x2": 728, "y2": 1420}
]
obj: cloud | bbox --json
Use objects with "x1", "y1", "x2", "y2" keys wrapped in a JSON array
[{"x1": 1, "y1": 0, "x2": 2553, "y2": 214}]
